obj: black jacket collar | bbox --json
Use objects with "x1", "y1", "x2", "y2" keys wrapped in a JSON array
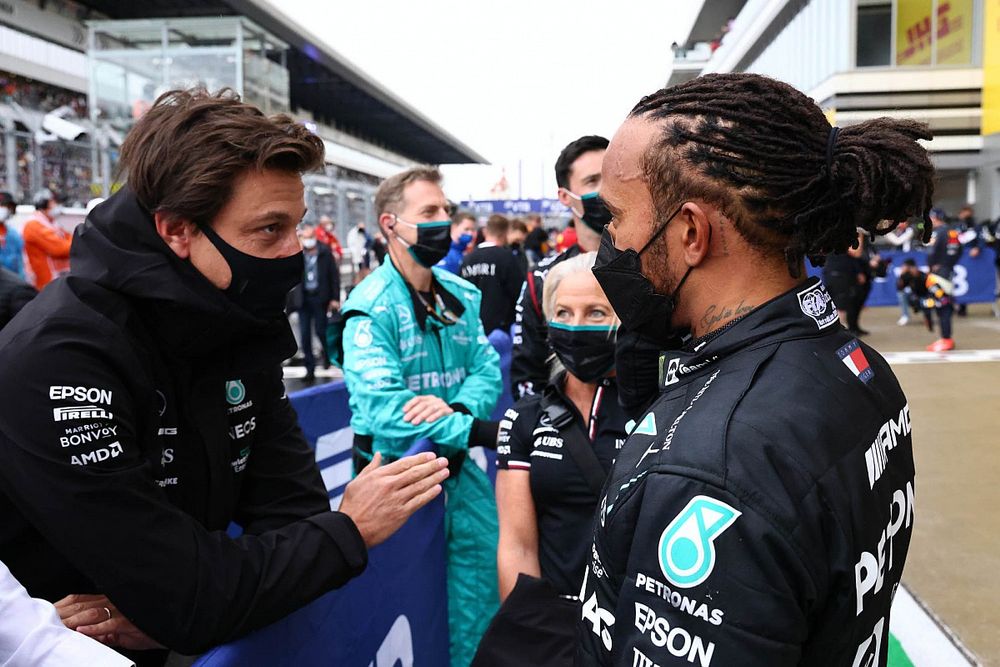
[{"x1": 660, "y1": 278, "x2": 840, "y2": 389}]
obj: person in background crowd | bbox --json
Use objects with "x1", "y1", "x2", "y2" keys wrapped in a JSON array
[
  {"x1": 823, "y1": 232, "x2": 866, "y2": 334},
  {"x1": 0, "y1": 192, "x2": 25, "y2": 278},
  {"x1": 22, "y1": 189, "x2": 71, "y2": 290},
  {"x1": 984, "y1": 217, "x2": 1000, "y2": 316},
  {"x1": 437, "y1": 210, "x2": 477, "y2": 274},
  {"x1": 885, "y1": 220, "x2": 917, "y2": 325},
  {"x1": 955, "y1": 205, "x2": 983, "y2": 317},
  {"x1": 0, "y1": 267, "x2": 36, "y2": 331},
  {"x1": 0, "y1": 89, "x2": 449, "y2": 666},
  {"x1": 853, "y1": 233, "x2": 883, "y2": 336},
  {"x1": 523, "y1": 213, "x2": 549, "y2": 265},
  {"x1": 511, "y1": 135, "x2": 608, "y2": 398},
  {"x1": 333, "y1": 166, "x2": 502, "y2": 667},
  {"x1": 884, "y1": 219, "x2": 915, "y2": 253},
  {"x1": 347, "y1": 221, "x2": 371, "y2": 283},
  {"x1": 555, "y1": 219, "x2": 577, "y2": 253},
  {"x1": 578, "y1": 72, "x2": 930, "y2": 666},
  {"x1": 316, "y1": 214, "x2": 344, "y2": 260},
  {"x1": 897, "y1": 258, "x2": 934, "y2": 331},
  {"x1": 288, "y1": 222, "x2": 340, "y2": 382},
  {"x1": 476, "y1": 252, "x2": 627, "y2": 667},
  {"x1": 508, "y1": 218, "x2": 529, "y2": 275},
  {"x1": 460, "y1": 214, "x2": 523, "y2": 335},
  {"x1": 368, "y1": 230, "x2": 388, "y2": 268},
  {"x1": 925, "y1": 207, "x2": 963, "y2": 351},
  {"x1": 1, "y1": 558, "x2": 133, "y2": 666}
]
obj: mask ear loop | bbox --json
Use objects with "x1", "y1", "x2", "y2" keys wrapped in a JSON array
[
  {"x1": 638, "y1": 204, "x2": 685, "y2": 255},
  {"x1": 666, "y1": 215, "x2": 714, "y2": 305}
]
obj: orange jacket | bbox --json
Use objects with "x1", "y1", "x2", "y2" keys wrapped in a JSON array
[{"x1": 22, "y1": 213, "x2": 72, "y2": 290}]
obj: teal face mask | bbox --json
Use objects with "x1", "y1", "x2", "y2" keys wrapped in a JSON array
[
  {"x1": 565, "y1": 190, "x2": 613, "y2": 233},
  {"x1": 391, "y1": 217, "x2": 452, "y2": 267},
  {"x1": 548, "y1": 321, "x2": 618, "y2": 383}
]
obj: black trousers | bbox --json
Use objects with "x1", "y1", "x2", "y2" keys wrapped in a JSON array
[{"x1": 298, "y1": 293, "x2": 329, "y2": 375}]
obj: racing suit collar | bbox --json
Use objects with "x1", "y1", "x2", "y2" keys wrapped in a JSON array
[{"x1": 659, "y1": 277, "x2": 840, "y2": 389}]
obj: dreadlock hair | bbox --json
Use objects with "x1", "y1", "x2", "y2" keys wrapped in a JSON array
[{"x1": 629, "y1": 73, "x2": 935, "y2": 277}]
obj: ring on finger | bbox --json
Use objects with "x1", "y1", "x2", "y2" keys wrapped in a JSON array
[{"x1": 103, "y1": 607, "x2": 112, "y2": 621}]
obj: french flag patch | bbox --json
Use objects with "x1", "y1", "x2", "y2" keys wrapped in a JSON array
[{"x1": 837, "y1": 339, "x2": 874, "y2": 384}]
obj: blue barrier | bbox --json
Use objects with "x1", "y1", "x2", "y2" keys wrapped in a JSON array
[
  {"x1": 808, "y1": 248, "x2": 997, "y2": 307},
  {"x1": 195, "y1": 332, "x2": 516, "y2": 666}
]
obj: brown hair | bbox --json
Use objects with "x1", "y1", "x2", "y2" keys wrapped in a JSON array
[
  {"x1": 118, "y1": 88, "x2": 325, "y2": 225},
  {"x1": 374, "y1": 166, "x2": 443, "y2": 217},
  {"x1": 485, "y1": 214, "x2": 510, "y2": 237},
  {"x1": 510, "y1": 218, "x2": 528, "y2": 234}
]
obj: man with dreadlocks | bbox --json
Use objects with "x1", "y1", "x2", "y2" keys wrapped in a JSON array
[{"x1": 577, "y1": 73, "x2": 932, "y2": 667}]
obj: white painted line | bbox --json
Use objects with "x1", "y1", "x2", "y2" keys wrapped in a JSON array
[
  {"x1": 890, "y1": 585, "x2": 979, "y2": 666},
  {"x1": 883, "y1": 349, "x2": 1000, "y2": 365}
]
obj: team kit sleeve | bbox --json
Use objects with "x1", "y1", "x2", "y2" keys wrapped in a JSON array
[
  {"x1": 234, "y1": 367, "x2": 332, "y2": 533},
  {"x1": 579, "y1": 473, "x2": 812, "y2": 667},
  {"x1": 340, "y1": 313, "x2": 477, "y2": 457},
  {"x1": 0, "y1": 332, "x2": 366, "y2": 654},
  {"x1": 510, "y1": 272, "x2": 550, "y2": 398},
  {"x1": 495, "y1": 402, "x2": 532, "y2": 471}
]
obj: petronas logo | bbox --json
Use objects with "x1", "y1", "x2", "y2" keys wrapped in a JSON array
[{"x1": 658, "y1": 495, "x2": 740, "y2": 589}]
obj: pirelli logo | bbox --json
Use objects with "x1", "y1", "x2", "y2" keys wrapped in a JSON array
[{"x1": 53, "y1": 406, "x2": 114, "y2": 422}]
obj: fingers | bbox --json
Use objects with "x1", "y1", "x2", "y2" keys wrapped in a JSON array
[
  {"x1": 357, "y1": 451, "x2": 382, "y2": 476},
  {"x1": 377, "y1": 451, "x2": 437, "y2": 476},
  {"x1": 392, "y1": 456, "x2": 450, "y2": 491},
  {"x1": 402, "y1": 396, "x2": 428, "y2": 423},
  {"x1": 404, "y1": 399, "x2": 452, "y2": 425},
  {"x1": 403, "y1": 481, "x2": 444, "y2": 512},
  {"x1": 63, "y1": 606, "x2": 111, "y2": 630},
  {"x1": 404, "y1": 402, "x2": 435, "y2": 425},
  {"x1": 54, "y1": 594, "x2": 109, "y2": 625},
  {"x1": 76, "y1": 618, "x2": 119, "y2": 638}
]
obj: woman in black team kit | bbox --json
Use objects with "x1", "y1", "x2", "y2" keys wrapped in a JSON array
[{"x1": 473, "y1": 252, "x2": 627, "y2": 667}]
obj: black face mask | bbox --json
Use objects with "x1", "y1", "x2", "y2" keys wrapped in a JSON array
[
  {"x1": 200, "y1": 224, "x2": 304, "y2": 320},
  {"x1": 548, "y1": 322, "x2": 617, "y2": 383},
  {"x1": 392, "y1": 217, "x2": 453, "y2": 268},
  {"x1": 568, "y1": 191, "x2": 614, "y2": 234},
  {"x1": 591, "y1": 206, "x2": 694, "y2": 347}
]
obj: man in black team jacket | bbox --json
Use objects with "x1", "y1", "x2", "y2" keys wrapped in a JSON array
[
  {"x1": 0, "y1": 89, "x2": 448, "y2": 665},
  {"x1": 460, "y1": 213, "x2": 523, "y2": 334},
  {"x1": 579, "y1": 74, "x2": 935, "y2": 666}
]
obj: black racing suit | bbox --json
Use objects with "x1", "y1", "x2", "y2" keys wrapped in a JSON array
[
  {"x1": 578, "y1": 278, "x2": 914, "y2": 667},
  {"x1": 0, "y1": 189, "x2": 367, "y2": 663},
  {"x1": 510, "y1": 245, "x2": 581, "y2": 397}
]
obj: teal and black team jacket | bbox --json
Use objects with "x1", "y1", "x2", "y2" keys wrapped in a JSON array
[{"x1": 335, "y1": 257, "x2": 501, "y2": 667}]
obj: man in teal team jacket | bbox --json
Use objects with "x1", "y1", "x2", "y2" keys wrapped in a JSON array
[{"x1": 333, "y1": 166, "x2": 501, "y2": 667}]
